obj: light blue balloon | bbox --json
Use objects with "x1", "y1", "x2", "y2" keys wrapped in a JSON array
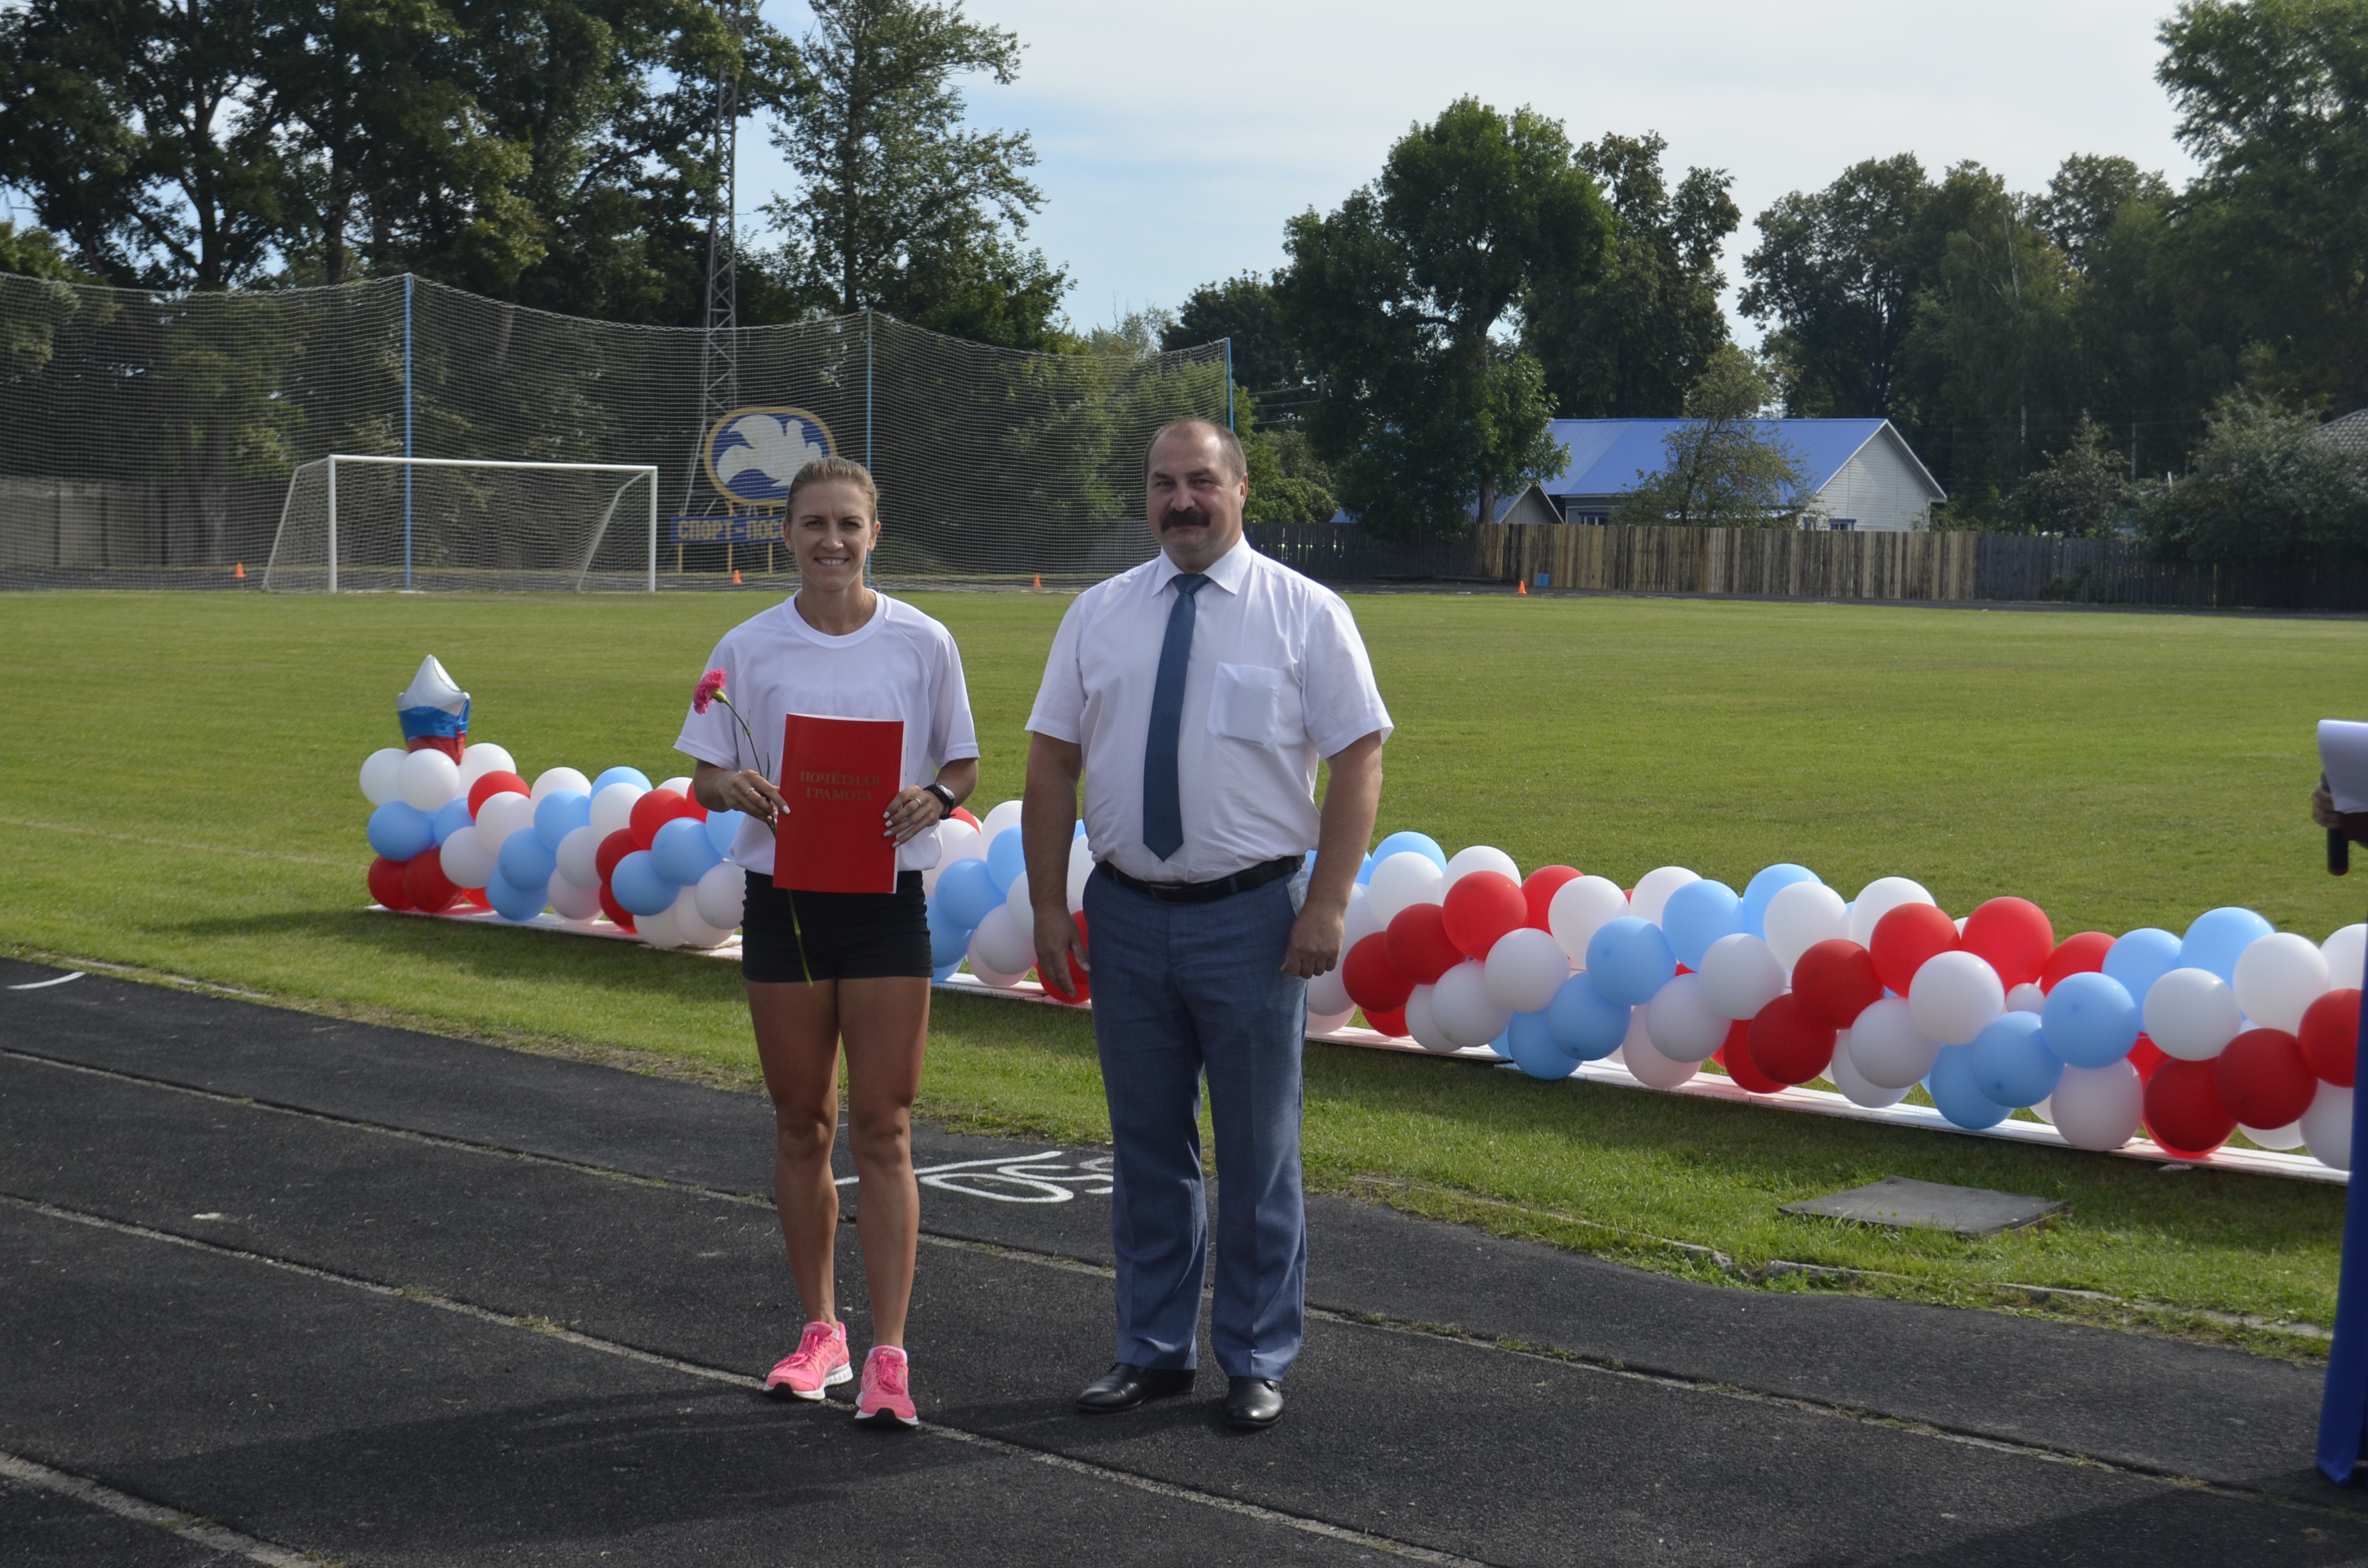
[
  {"x1": 704, "y1": 809, "x2": 744, "y2": 854},
  {"x1": 497, "y1": 826, "x2": 557, "y2": 890},
  {"x1": 652, "y1": 816, "x2": 722, "y2": 885},
  {"x1": 1925, "y1": 1044, "x2": 2010, "y2": 1130},
  {"x1": 2180, "y1": 906, "x2": 2274, "y2": 983},
  {"x1": 935, "y1": 856, "x2": 1002, "y2": 929},
  {"x1": 932, "y1": 960, "x2": 962, "y2": 983},
  {"x1": 1075, "y1": 820, "x2": 1089, "y2": 839},
  {"x1": 610, "y1": 849, "x2": 676, "y2": 916},
  {"x1": 1583, "y1": 917, "x2": 1677, "y2": 1006},
  {"x1": 1661, "y1": 879, "x2": 1743, "y2": 968},
  {"x1": 1355, "y1": 853, "x2": 1376, "y2": 886},
  {"x1": 1506, "y1": 1009, "x2": 1578, "y2": 1078},
  {"x1": 590, "y1": 766, "x2": 652, "y2": 796},
  {"x1": 1968, "y1": 1011, "x2": 2063, "y2": 1108},
  {"x1": 2103, "y1": 928, "x2": 2182, "y2": 1004},
  {"x1": 1370, "y1": 831, "x2": 1447, "y2": 871},
  {"x1": 366, "y1": 801, "x2": 434, "y2": 862},
  {"x1": 1545, "y1": 972, "x2": 1631, "y2": 1060},
  {"x1": 534, "y1": 788, "x2": 592, "y2": 851},
  {"x1": 986, "y1": 828, "x2": 1026, "y2": 894},
  {"x1": 1740, "y1": 864, "x2": 1820, "y2": 938},
  {"x1": 926, "y1": 897, "x2": 971, "y2": 967},
  {"x1": 429, "y1": 797, "x2": 473, "y2": 846},
  {"x1": 2041, "y1": 971, "x2": 2140, "y2": 1067},
  {"x1": 485, "y1": 869, "x2": 547, "y2": 922}
]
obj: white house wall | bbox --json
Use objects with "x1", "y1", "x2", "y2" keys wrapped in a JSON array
[{"x1": 1810, "y1": 440, "x2": 1936, "y2": 532}]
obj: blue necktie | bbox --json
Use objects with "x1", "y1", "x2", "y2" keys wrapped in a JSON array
[{"x1": 1141, "y1": 573, "x2": 1208, "y2": 862}]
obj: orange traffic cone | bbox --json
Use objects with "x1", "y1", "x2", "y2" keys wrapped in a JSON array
[
  {"x1": 732, "y1": 569, "x2": 743, "y2": 584},
  {"x1": 1032, "y1": 573, "x2": 1042, "y2": 589},
  {"x1": 1517, "y1": 578, "x2": 1527, "y2": 595},
  {"x1": 234, "y1": 562, "x2": 246, "y2": 579}
]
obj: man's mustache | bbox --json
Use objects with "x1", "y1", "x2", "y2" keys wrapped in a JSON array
[{"x1": 1159, "y1": 506, "x2": 1211, "y2": 531}]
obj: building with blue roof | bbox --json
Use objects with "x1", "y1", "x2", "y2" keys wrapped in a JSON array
[{"x1": 1528, "y1": 417, "x2": 1946, "y2": 532}]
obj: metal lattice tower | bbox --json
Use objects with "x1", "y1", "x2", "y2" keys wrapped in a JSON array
[{"x1": 683, "y1": 13, "x2": 742, "y2": 521}]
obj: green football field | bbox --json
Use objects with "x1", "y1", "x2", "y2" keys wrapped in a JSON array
[{"x1": 4, "y1": 587, "x2": 2365, "y2": 1346}]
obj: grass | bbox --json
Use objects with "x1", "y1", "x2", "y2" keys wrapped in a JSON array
[{"x1": 4, "y1": 587, "x2": 2365, "y2": 1350}]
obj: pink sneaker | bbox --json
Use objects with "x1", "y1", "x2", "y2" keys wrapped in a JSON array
[
  {"x1": 856, "y1": 1345, "x2": 917, "y2": 1428},
  {"x1": 765, "y1": 1320, "x2": 850, "y2": 1401}
]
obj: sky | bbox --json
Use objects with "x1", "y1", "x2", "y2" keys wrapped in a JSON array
[{"x1": 748, "y1": 0, "x2": 2198, "y2": 342}]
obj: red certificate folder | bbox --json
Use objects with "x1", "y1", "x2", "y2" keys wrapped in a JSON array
[{"x1": 773, "y1": 714, "x2": 905, "y2": 894}]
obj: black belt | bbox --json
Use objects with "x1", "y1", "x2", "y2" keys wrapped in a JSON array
[{"x1": 1097, "y1": 854, "x2": 1302, "y2": 905}]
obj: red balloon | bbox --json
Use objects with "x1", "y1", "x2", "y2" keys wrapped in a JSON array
[
  {"x1": 2129, "y1": 1033, "x2": 2166, "y2": 1082},
  {"x1": 2213, "y1": 1028, "x2": 2317, "y2": 1129},
  {"x1": 1344, "y1": 933, "x2": 1415, "y2": 1012},
  {"x1": 595, "y1": 828, "x2": 638, "y2": 884},
  {"x1": 1042, "y1": 913, "x2": 1091, "y2": 1004},
  {"x1": 1870, "y1": 904, "x2": 1959, "y2": 995},
  {"x1": 457, "y1": 885, "x2": 491, "y2": 910},
  {"x1": 466, "y1": 770, "x2": 530, "y2": 815},
  {"x1": 1363, "y1": 1006, "x2": 1408, "y2": 1039},
  {"x1": 950, "y1": 806, "x2": 979, "y2": 828},
  {"x1": 629, "y1": 788, "x2": 691, "y2": 850},
  {"x1": 2039, "y1": 931, "x2": 2114, "y2": 992},
  {"x1": 2144, "y1": 1056, "x2": 2235, "y2": 1156},
  {"x1": 402, "y1": 852, "x2": 459, "y2": 913},
  {"x1": 596, "y1": 883, "x2": 636, "y2": 931},
  {"x1": 1716, "y1": 1019, "x2": 1784, "y2": 1093},
  {"x1": 1792, "y1": 939, "x2": 1883, "y2": 1030},
  {"x1": 2300, "y1": 989, "x2": 2362, "y2": 1086},
  {"x1": 1961, "y1": 897, "x2": 2055, "y2": 988},
  {"x1": 1522, "y1": 865, "x2": 1583, "y2": 931},
  {"x1": 367, "y1": 856, "x2": 415, "y2": 910},
  {"x1": 1747, "y1": 993, "x2": 1838, "y2": 1086},
  {"x1": 1443, "y1": 871, "x2": 1527, "y2": 959},
  {"x1": 1385, "y1": 904, "x2": 1463, "y2": 986}
]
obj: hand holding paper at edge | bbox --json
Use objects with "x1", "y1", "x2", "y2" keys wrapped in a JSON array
[{"x1": 2322, "y1": 720, "x2": 2368, "y2": 814}]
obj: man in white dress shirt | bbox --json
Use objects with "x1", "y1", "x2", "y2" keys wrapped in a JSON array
[{"x1": 1022, "y1": 418, "x2": 1390, "y2": 1431}]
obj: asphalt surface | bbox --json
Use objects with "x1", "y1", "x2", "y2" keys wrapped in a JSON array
[{"x1": 4, "y1": 954, "x2": 2366, "y2": 1565}]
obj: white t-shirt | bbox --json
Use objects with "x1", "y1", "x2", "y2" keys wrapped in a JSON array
[
  {"x1": 1026, "y1": 539, "x2": 1392, "y2": 883},
  {"x1": 675, "y1": 593, "x2": 980, "y2": 876}
]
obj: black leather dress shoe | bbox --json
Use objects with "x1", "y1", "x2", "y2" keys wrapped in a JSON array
[
  {"x1": 1076, "y1": 1362, "x2": 1196, "y2": 1413},
  {"x1": 1223, "y1": 1376, "x2": 1284, "y2": 1430}
]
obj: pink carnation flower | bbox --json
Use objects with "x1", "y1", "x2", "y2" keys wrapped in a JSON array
[{"x1": 693, "y1": 669, "x2": 727, "y2": 714}]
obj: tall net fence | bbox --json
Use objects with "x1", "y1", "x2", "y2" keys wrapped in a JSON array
[{"x1": 0, "y1": 272, "x2": 1229, "y2": 592}]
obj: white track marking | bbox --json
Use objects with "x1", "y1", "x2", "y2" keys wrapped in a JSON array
[
  {"x1": 0, "y1": 1449, "x2": 318, "y2": 1565},
  {"x1": 6, "y1": 972, "x2": 83, "y2": 990}
]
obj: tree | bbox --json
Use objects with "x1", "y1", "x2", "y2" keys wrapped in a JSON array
[
  {"x1": 1527, "y1": 131, "x2": 1738, "y2": 418},
  {"x1": 762, "y1": 0, "x2": 1066, "y2": 348},
  {"x1": 1231, "y1": 388, "x2": 1335, "y2": 524},
  {"x1": 2141, "y1": 393, "x2": 2368, "y2": 559},
  {"x1": 2009, "y1": 413, "x2": 2137, "y2": 535},
  {"x1": 1609, "y1": 346, "x2": 1807, "y2": 527},
  {"x1": 1276, "y1": 97, "x2": 1609, "y2": 540},
  {"x1": 1163, "y1": 273, "x2": 1311, "y2": 422}
]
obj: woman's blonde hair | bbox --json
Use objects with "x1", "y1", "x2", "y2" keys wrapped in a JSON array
[{"x1": 785, "y1": 457, "x2": 880, "y2": 520}]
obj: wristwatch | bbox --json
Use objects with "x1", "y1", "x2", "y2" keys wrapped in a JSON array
[{"x1": 923, "y1": 781, "x2": 960, "y2": 819}]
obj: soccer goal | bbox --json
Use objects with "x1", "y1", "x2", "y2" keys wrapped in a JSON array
[{"x1": 263, "y1": 455, "x2": 661, "y2": 592}]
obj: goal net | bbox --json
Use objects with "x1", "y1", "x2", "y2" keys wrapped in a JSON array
[
  {"x1": 0, "y1": 271, "x2": 1231, "y2": 592},
  {"x1": 263, "y1": 456, "x2": 660, "y2": 592}
]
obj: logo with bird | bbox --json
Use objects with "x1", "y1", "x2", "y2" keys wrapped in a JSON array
[{"x1": 703, "y1": 407, "x2": 835, "y2": 505}]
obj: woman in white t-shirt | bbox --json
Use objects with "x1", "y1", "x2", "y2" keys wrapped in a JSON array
[{"x1": 676, "y1": 457, "x2": 979, "y2": 1429}]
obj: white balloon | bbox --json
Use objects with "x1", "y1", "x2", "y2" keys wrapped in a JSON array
[
  {"x1": 1404, "y1": 983, "x2": 1459, "y2": 1054},
  {"x1": 1616, "y1": 1009, "x2": 1700, "y2": 1089},
  {"x1": 439, "y1": 824, "x2": 493, "y2": 890},
  {"x1": 1645, "y1": 973, "x2": 1730, "y2": 1062},
  {"x1": 2304, "y1": 1082, "x2": 2355, "y2": 1170},
  {"x1": 360, "y1": 747, "x2": 407, "y2": 806},
  {"x1": 1432, "y1": 960, "x2": 1512, "y2": 1049},
  {"x1": 694, "y1": 861, "x2": 745, "y2": 930},
  {"x1": 1308, "y1": 963, "x2": 1353, "y2": 1017},
  {"x1": 2006, "y1": 982, "x2": 2046, "y2": 1015},
  {"x1": 590, "y1": 781, "x2": 645, "y2": 841},
  {"x1": 1847, "y1": 876, "x2": 1936, "y2": 947},
  {"x1": 966, "y1": 946, "x2": 1031, "y2": 990},
  {"x1": 547, "y1": 870, "x2": 602, "y2": 920},
  {"x1": 1484, "y1": 927, "x2": 1569, "y2": 1013},
  {"x1": 978, "y1": 799, "x2": 1024, "y2": 843},
  {"x1": 668, "y1": 886, "x2": 732, "y2": 949},
  {"x1": 1763, "y1": 880, "x2": 1848, "y2": 971},
  {"x1": 657, "y1": 775, "x2": 694, "y2": 797},
  {"x1": 1343, "y1": 883, "x2": 1386, "y2": 949},
  {"x1": 1367, "y1": 851, "x2": 1446, "y2": 924},
  {"x1": 455, "y1": 744, "x2": 516, "y2": 790},
  {"x1": 1547, "y1": 875, "x2": 1629, "y2": 963},
  {"x1": 923, "y1": 819, "x2": 982, "y2": 895},
  {"x1": 636, "y1": 901, "x2": 680, "y2": 949},
  {"x1": 1066, "y1": 836, "x2": 1094, "y2": 914},
  {"x1": 2232, "y1": 931, "x2": 2330, "y2": 1034},
  {"x1": 2050, "y1": 1061, "x2": 2144, "y2": 1151},
  {"x1": 1827, "y1": 1031, "x2": 1910, "y2": 1108},
  {"x1": 1909, "y1": 950, "x2": 2005, "y2": 1045},
  {"x1": 530, "y1": 767, "x2": 590, "y2": 802},
  {"x1": 475, "y1": 790, "x2": 535, "y2": 853},
  {"x1": 2241, "y1": 1120, "x2": 2307, "y2": 1151},
  {"x1": 1307, "y1": 1006, "x2": 1356, "y2": 1037},
  {"x1": 395, "y1": 747, "x2": 459, "y2": 812},
  {"x1": 1698, "y1": 933, "x2": 1786, "y2": 1020},
  {"x1": 2323, "y1": 924, "x2": 2367, "y2": 991},
  {"x1": 1443, "y1": 845, "x2": 1520, "y2": 890},
  {"x1": 1627, "y1": 867, "x2": 1700, "y2": 926},
  {"x1": 971, "y1": 903, "x2": 1037, "y2": 976},
  {"x1": 2143, "y1": 967, "x2": 2243, "y2": 1061},
  {"x1": 555, "y1": 824, "x2": 604, "y2": 889},
  {"x1": 1846, "y1": 997, "x2": 1941, "y2": 1088},
  {"x1": 1004, "y1": 870, "x2": 1032, "y2": 924}
]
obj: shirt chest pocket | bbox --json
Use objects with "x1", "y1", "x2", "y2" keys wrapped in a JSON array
[{"x1": 1207, "y1": 662, "x2": 1298, "y2": 747}]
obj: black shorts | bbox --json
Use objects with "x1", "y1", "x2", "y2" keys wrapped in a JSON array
[{"x1": 741, "y1": 870, "x2": 932, "y2": 983}]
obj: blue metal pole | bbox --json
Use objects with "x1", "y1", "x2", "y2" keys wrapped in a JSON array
[
  {"x1": 1224, "y1": 338, "x2": 1233, "y2": 431},
  {"x1": 404, "y1": 274, "x2": 414, "y2": 591}
]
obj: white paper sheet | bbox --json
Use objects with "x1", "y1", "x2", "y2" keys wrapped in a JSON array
[{"x1": 2319, "y1": 719, "x2": 2368, "y2": 813}]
